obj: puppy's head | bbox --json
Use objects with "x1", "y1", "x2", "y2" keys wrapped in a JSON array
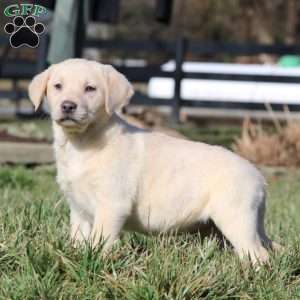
[{"x1": 29, "y1": 59, "x2": 134, "y2": 132}]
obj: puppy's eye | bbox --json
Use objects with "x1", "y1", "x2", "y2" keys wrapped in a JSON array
[
  {"x1": 54, "y1": 83, "x2": 62, "y2": 90},
  {"x1": 85, "y1": 85, "x2": 96, "y2": 92}
]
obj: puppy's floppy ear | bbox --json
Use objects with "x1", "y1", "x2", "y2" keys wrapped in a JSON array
[
  {"x1": 28, "y1": 68, "x2": 50, "y2": 111},
  {"x1": 104, "y1": 65, "x2": 134, "y2": 115}
]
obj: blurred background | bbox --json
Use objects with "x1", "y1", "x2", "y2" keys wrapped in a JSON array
[
  {"x1": 1, "y1": 3, "x2": 300, "y2": 298},
  {"x1": 1, "y1": 0, "x2": 300, "y2": 167}
]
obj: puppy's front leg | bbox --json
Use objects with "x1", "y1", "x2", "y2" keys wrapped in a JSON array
[
  {"x1": 70, "y1": 207, "x2": 92, "y2": 245},
  {"x1": 91, "y1": 205, "x2": 126, "y2": 253}
]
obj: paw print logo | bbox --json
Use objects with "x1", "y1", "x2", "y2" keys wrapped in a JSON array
[{"x1": 4, "y1": 16, "x2": 45, "y2": 48}]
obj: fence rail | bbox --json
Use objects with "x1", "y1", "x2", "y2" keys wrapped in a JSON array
[
  {"x1": 2, "y1": 34, "x2": 300, "y2": 120},
  {"x1": 86, "y1": 37, "x2": 300, "y2": 121}
]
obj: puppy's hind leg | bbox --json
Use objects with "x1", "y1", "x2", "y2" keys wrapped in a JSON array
[
  {"x1": 256, "y1": 199, "x2": 283, "y2": 252},
  {"x1": 209, "y1": 185, "x2": 271, "y2": 265}
]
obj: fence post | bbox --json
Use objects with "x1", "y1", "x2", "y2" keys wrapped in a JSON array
[
  {"x1": 34, "y1": 34, "x2": 49, "y2": 116},
  {"x1": 37, "y1": 34, "x2": 49, "y2": 72},
  {"x1": 172, "y1": 36, "x2": 186, "y2": 123}
]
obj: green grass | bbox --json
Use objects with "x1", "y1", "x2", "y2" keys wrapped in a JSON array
[
  {"x1": 0, "y1": 166, "x2": 299, "y2": 299},
  {"x1": 177, "y1": 125, "x2": 241, "y2": 148}
]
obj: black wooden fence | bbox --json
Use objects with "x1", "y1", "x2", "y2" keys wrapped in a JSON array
[
  {"x1": 2, "y1": 34, "x2": 300, "y2": 121},
  {"x1": 86, "y1": 37, "x2": 300, "y2": 122},
  {"x1": 0, "y1": 34, "x2": 48, "y2": 117}
]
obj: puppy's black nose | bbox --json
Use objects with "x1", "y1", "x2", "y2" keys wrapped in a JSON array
[{"x1": 61, "y1": 101, "x2": 77, "y2": 114}]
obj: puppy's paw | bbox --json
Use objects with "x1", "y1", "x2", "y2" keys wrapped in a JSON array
[
  {"x1": 70, "y1": 237, "x2": 85, "y2": 248},
  {"x1": 271, "y1": 241, "x2": 284, "y2": 252}
]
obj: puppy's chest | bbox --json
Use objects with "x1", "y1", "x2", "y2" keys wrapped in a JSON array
[
  {"x1": 56, "y1": 149, "x2": 100, "y2": 212},
  {"x1": 57, "y1": 160, "x2": 87, "y2": 193}
]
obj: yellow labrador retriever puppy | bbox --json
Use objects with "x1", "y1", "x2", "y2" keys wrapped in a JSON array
[{"x1": 29, "y1": 59, "x2": 279, "y2": 264}]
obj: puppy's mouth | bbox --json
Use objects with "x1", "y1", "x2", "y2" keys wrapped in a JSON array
[{"x1": 56, "y1": 117, "x2": 82, "y2": 126}]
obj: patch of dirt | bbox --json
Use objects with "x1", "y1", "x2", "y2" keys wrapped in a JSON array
[{"x1": 0, "y1": 130, "x2": 50, "y2": 144}]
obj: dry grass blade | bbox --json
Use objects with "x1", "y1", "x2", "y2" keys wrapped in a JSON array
[{"x1": 234, "y1": 118, "x2": 300, "y2": 166}]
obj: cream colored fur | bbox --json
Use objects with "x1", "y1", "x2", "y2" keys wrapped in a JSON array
[{"x1": 29, "y1": 59, "x2": 280, "y2": 264}]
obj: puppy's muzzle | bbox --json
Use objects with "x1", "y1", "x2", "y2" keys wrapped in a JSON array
[{"x1": 61, "y1": 100, "x2": 77, "y2": 115}]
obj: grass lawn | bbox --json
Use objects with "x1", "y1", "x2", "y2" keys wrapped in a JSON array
[
  {"x1": 0, "y1": 165, "x2": 299, "y2": 299},
  {"x1": 0, "y1": 121, "x2": 299, "y2": 299}
]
